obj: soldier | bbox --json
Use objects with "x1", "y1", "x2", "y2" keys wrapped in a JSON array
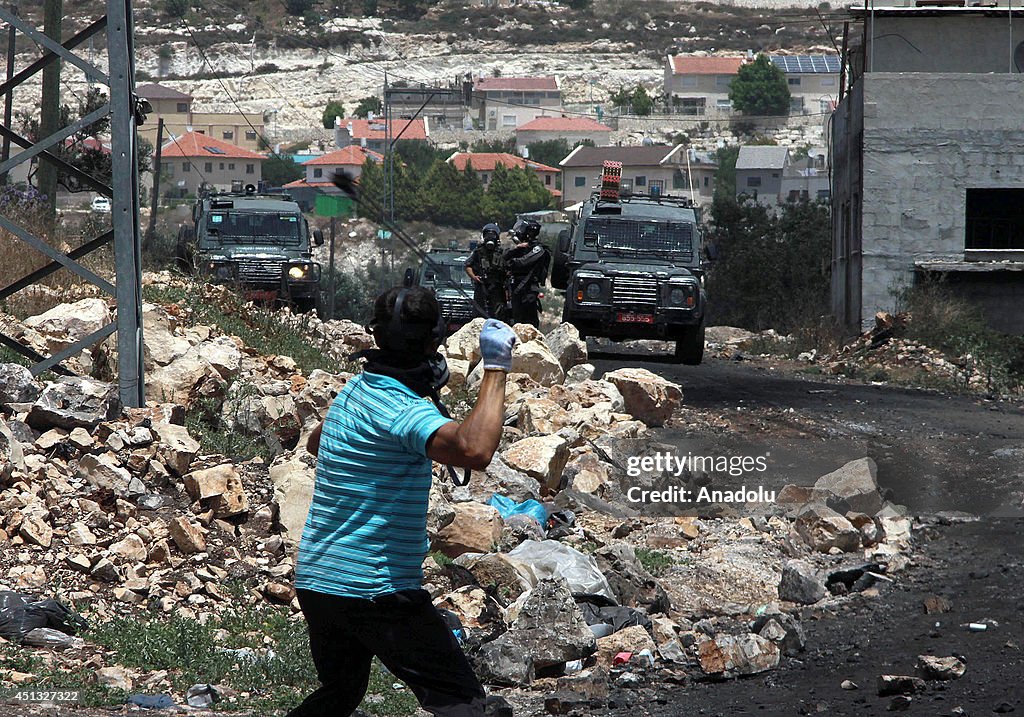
[
  {"x1": 503, "y1": 219, "x2": 550, "y2": 328},
  {"x1": 465, "y1": 223, "x2": 507, "y2": 319}
]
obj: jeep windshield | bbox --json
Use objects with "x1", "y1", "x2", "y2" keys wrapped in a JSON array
[
  {"x1": 422, "y1": 262, "x2": 473, "y2": 290},
  {"x1": 586, "y1": 218, "x2": 694, "y2": 261},
  {"x1": 206, "y1": 212, "x2": 301, "y2": 245}
]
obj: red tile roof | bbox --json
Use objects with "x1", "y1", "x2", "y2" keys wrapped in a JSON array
[
  {"x1": 448, "y1": 152, "x2": 559, "y2": 173},
  {"x1": 475, "y1": 76, "x2": 559, "y2": 92},
  {"x1": 305, "y1": 145, "x2": 383, "y2": 167},
  {"x1": 283, "y1": 179, "x2": 338, "y2": 189},
  {"x1": 137, "y1": 83, "x2": 193, "y2": 101},
  {"x1": 161, "y1": 131, "x2": 265, "y2": 160},
  {"x1": 516, "y1": 116, "x2": 612, "y2": 133},
  {"x1": 670, "y1": 55, "x2": 745, "y2": 75},
  {"x1": 342, "y1": 118, "x2": 428, "y2": 141}
]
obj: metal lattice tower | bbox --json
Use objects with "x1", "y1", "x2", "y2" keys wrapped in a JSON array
[{"x1": 0, "y1": 0, "x2": 144, "y2": 407}]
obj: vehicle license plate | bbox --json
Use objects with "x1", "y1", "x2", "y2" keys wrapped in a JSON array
[{"x1": 616, "y1": 312, "x2": 654, "y2": 324}]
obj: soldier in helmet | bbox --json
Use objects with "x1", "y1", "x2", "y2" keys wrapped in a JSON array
[
  {"x1": 503, "y1": 219, "x2": 550, "y2": 328},
  {"x1": 465, "y1": 223, "x2": 507, "y2": 319}
]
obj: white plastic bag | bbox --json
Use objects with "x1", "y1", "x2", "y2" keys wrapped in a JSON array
[{"x1": 507, "y1": 540, "x2": 615, "y2": 601}]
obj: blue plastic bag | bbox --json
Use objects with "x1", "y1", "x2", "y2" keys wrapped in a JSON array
[{"x1": 488, "y1": 494, "x2": 547, "y2": 527}]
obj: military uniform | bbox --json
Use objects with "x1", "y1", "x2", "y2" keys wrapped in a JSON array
[
  {"x1": 465, "y1": 245, "x2": 507, "y2": 319},
  {"x1": 503, "y1": 241, "x2": 551, "y2": 328}
]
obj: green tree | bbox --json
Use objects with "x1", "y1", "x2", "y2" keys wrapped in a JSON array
[
  {"x1": 470, "y1": 136, "x2": 516, "y2": 154},
  {"x1": 394, "y1": 140, "x2": 448, "y2": 176},
  {"x1": 609, "y1": 85, "x2": 654, "y2": 115},
  {"x1": 322, "y1": 100, "x2": 345, "y2": 130},
  {"x1": 353, "y1": 95, "x2": 383, "y2": 119},
  {"x1": 356, "y1": 157, "x2": 384, "y2": 220},
  {"x1": 263, "y1": 156, "x2": 304, "y2": 187},
  {"x1": 284, "y1": 0, "x2": 314, "y2": 16},
  {"x1": 711, "y1": 144, "x2": 740, "y2": 212},
  {"x1": 729, "y1": 54, "x2": 790, "y2": 116},
  {"x1": 482, "y1": 164, "x2": 552, "y2": 228},
  {"x1": 525, "y1": 138, "x2": 570, "y2": 169}
]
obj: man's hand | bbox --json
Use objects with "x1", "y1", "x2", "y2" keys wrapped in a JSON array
[{"x1": 479, "y1": 319, "x2": 516, "y2": 372}]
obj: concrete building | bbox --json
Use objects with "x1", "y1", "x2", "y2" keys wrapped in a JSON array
[
  {"x1": 781, "y1": 148, "x2": 831, "y2": 204},
  {"x1": 334, "y1": 118, "x2": 429, "y2": 153},
  {"x1": 447, "y1": 152, "x2": 560, "y2": 200},
  {"x1": 832, "y1": 4, "x2": 1024, "y2": 334},
  {"x1": 663, "y1": 55, "x2": 745, "y2": 116},
  {"x1": 137, "y1": 83, "x2": 266, "y2": 153},
  {"x1": 160, "y1": 131, "x2": 264, "y2": 197},
  {"x1": 735, "y1": 145, "x2": 790, "y2": 205},
  {"x1": 514, "y1": 116, "x2": 613, "y2": 153},
  {"x1": 558, "y1": 144, "x2": 717, "y2": 208},
  {"x1": 769, "y1": 55, "x2": 841, "y2": 115},
  {"x1": 472, "y1": 76, "x2": 562, "y2": 130},
  {"x1": 283, "y1": 145, "x2": 382, "y2": 210},
  {"x1": 387, "y1": 83, "x2": 469, "y2": 129}
]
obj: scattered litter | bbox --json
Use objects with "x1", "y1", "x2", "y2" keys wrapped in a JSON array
[
  {"x1": 0, "y1": 591, "x2": 87, "y2": 644},
  {"x1": 127, "y1": 694, "x2": 175, "y2": 709},
  {"x1": 488, "y1": 494, "x2": 548, "y2": 528},
  {"x1": 185, "y1": 683, "x2": 220, "y2": 708},
  {"x1": 612, "y1": 651, "x2": 633, "y2": 665}
]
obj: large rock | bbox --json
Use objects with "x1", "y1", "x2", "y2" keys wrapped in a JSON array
[
  {"x1": 594, "y1": 542, "x2": 671, "y2": 613},
  {"x1": 78, "y1": 453, "x2": 132, "y2": 493},
  {"x1": 778, "y1": 560, "x2": 827, "y2": 604},
  {"x1": 197, "y1": 337, "x2": 243, "y2": 380},
  {"x1": 445, "y1": 318, "x2": 485, "y2": 367},
  {"x1": 27, "y1": 376, "x2": 121, "y2": 430},
  {"x1": 476, "y1": 578, "x2": 596, "y2": 685},
  {"x1": 603, "y1": 368, "x2": 682, "y2": 427},
  {"x1": 517, "y1": 398, "x2": 572, "y2": 435},
  {"x1": 595, "y1": 624, "x2": 657, "y2": 666},
  {"x1": 108, "y1": 534, "x2": 148, "y2": 563},
  {"x1": 152, "y1": 422, "x2": 200, "y2": 476},
  {"x1": 433, "y1": 501, "x2": 504, "y2": 558},
  {"x1": 0, "y1": 363, "x2": 42, "y2": 404},
  {"x1": 269, "y1": 455, "x2": 315, "y2": 542},
  {"x1": 511, "y1": 340, "x2": 564, "y2": 387},
  {"x1": 0, "y1": 418, "x2": 26, "y2": 482},
  {"x1": 502, "y1": 435, "x2": 570, "y2": 493},
  {"x1": 795, "y1": 503, "x2": 861, "y2": 553},
  {"x1": 24, "y1": 298, "x2": 110, "y2": 351},
  {"x1": 697, "y1": 634, "x2": 780, "y2": 677},
  {"x1": 168, "y1": 516, "x2": 206, "y2": 554},
  {"x1": 184, "y1": 464, "x2": 249, "y2": 518},
  {"x1": 142, "y1": 304, "x2": 191, "y2": 369},
  {"x1": 544, "y1": 324, "x2": 588, "y2": 371},
  {"x1": 565, "y1": 452, "x2": 613, "y2": 495},
  {"x1": 814, "y1": 457, "x2": 884, "y2": 515},
  {"x1": 145, "y1": 347, "x2": 222, "y2": 406}
]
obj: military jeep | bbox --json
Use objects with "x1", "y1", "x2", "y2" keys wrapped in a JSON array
[
  {"x1": 551, "y1": 192, "x2": 707, "y2": 364},
  {"x1": 416, "y1": 249, "x2": 476, "y2": 333},
  {"x1": 177, "y1": 188, "x2": 325, "y2": 313}
]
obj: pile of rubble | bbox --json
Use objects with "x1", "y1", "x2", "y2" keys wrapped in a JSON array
[
  {"x1": 821, "y1": 312, "x2": 987, "y2": 389},
  {"x1": 0, "y1": 292, "x2": 921, "y2": 711}
]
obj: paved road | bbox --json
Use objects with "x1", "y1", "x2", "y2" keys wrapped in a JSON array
[{"x1": 591, "y1": 350, "x2": 1024, "y2": 517}]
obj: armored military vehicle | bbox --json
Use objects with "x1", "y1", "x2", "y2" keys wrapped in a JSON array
[
  {"x1": 177, "y1": 187, "x2": 325, "y2": 313},
  {"x1": 416, "y1": 248, "x2": 476, "y2": 332},
  {"x1": 551, "y1": 163, "x2": 706, "y2": 364}
]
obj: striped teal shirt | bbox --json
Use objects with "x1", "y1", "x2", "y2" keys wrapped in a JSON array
[{"x1": 294, "y1": 372, "x2": 453, "y2": 599}]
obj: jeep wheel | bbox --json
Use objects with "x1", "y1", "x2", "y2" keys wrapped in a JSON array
[
  {"x1": 293, "y1": 297, "x2": 317, "y2": 315},
  {"x1": 674, "y1": 323, "x2": 705, "y2": 365}
]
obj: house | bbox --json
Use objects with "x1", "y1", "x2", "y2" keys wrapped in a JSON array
[
  {"x1": 283, "y1": 145, "x2": 382, "y2": 214},
  {"x1": 735, "y1": 146, "x2": 790, "y2": 204},
  {"x1": 472, "y1": 76, "x2": 562, "y2": 130},
  {"x1": 558, "y1": 144, "x2": 717, "y2": 208},
  {"x1": 334, "y1": 118, "x2": 429, "y2": 153},
  {"x1": 781, "y1": 148, "x2": 830, "y2": 204},
  {"x1": 137, "y1": 83, "x2": 266, "y2": 153},
  {"x1": 160, "y1": 131, "x2": 264, "y2": 197},
  {"x1": 663, "y1": 55, "x2": 745, "y2": 116},
  {"x1": 514, "y1": 116, "x2": 613, "y2": 153},
  {"x1": 769, "y1": 55, "x2": 841, "y2": 115},
  {"x1": 447, "y1": 152, "x2": 560, "y2": 199},
  {"x1": 832, "y1": 4, "x2": 1024, "y2": 334},
  {"x1": 386, "y1": 83, "x2": 469, "y2": 129}
]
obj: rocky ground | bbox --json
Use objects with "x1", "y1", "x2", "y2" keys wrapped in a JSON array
[{"x1": 2, "y1": 277, "x2": 1017, "y2": 715}]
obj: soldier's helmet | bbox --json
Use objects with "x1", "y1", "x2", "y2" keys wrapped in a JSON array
[
  {"x1": 511, "y1": 219, "x2": 541, "y2": 243},
  {"x1": 481, "y1": 223, "x2": 500, "y2": 246}
]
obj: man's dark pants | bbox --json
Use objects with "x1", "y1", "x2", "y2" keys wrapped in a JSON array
[{"x1": 287, "y1": 588, "x2": 487, "y2": 717}]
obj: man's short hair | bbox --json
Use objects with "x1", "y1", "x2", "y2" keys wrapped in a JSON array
[{"x1": 371, "y1": 286, "x2": 441, "y2": 353}]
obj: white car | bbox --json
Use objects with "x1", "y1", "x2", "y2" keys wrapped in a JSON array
[{"x1": 91, "y1": 196, "x2": 111, "y2": 213}]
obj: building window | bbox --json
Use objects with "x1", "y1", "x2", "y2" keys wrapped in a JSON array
[
  {"x1": 182, "y1": 162, "x2": 190, "y2": 173},
  {"x1": 816, "y1": 189, "x2": 830, "y2": 201},
  {"x1": 223, "y1": 130, "x2": 234, "y2": 140},
  {"x1": 680, "y1": 97, "x2": 706, "y2": 116},
  {"x1": 204, "y1": 162, "x2": 213, "y2": 173},
  {"x1": 679, "y1": 76, "x2": 698, "y2": 88},
  {"x1": 246, "y1": 130, "x2": 257, "y2": 141},
  {"x1": 746, "y1": 176, "x2": 762, "y2": 188},
  {"x1": 574, "y1": 176, "x2": 586, "y2": 187},
  {"x1": 229, "y1": 163, "x2": 235, "y2": 170},
  {"x1": 219, "y1": 163, "x2": 225, "y2": 171},
  {"x1": 715, "y1": 75, "x2": 732, "y2": 87},
  {"x1": 196, "y1": 130, "x2": 205, "y2": 135},
  {"x1": 788, "y1": 77, "x2": 802, "y2": 86},
  {"x1": 821, "y1": 77, "x2": 836, "y2": 87},
  {"x1": 791, "y1": 96, "x2": 805, "y2": 113},
  {"x1": 772, "y1": 172, "x2": 780, "y2": 179},
  {"x1": 313, "y1": 168, "x2": 323, "y2": 178},
  {"x1": 246, "y1": 164, "x2": 255, "y2": 174},
  {"x1": 176, "y1": 102, "x2": 188, "y2": 113},
  {"x1": 649, "y1": 179, "x2": 665, "y2": 195},
  {"x1": 502, "y1": 115, "x2": 517, "y2": 127},
  {"x1": 673, "y1": 171, "x2": 687, "y2": 190},
  {"x1": 965, "y1": 188, "x2": 1024, "y2": 250},
  {"x1": 545, "y1": 175, "x2": 551, "y2": 185},
  {"x1": 716, "y1": 98, "x2": 732, "y2": 110},
  {"x1": 704, "y1": 176, "x2": 710, "y2": 187},
  {"x1": 635, "y1": 176, "x2": 646, "y2": 187},
  {"x1": 820, "y1": 98, "x2": 833, "y2": 113}
]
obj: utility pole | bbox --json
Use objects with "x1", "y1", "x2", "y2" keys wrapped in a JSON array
[
  {"x1": 144, "y1": 117, "x2": 163, "y2": 251},
  {"x1": 1, "y1": 4, "x2": 16, "y2": 185},
  {"x1": 39, "y1": 0, "x2": 61, "y2": 215},
  {"x1": 328, "y1": 216, "x2": 336, "y2": 319}
]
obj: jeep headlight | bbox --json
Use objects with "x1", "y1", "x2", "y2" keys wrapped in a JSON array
[
  {"x1": 669, "y1": 287, "x2": 686, "y2": 305},
  {"x1": 288, "y1": 265, "x2": 309, "y2": 280},
  {"x1": 585, "y1": 282, "x2": 602, "y2": 300}
]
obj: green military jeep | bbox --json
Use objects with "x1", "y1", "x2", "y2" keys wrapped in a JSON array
[
  {"x1": 416, "y1": 249, "x2": 476, "y2": 333},
  {"x1": 178, "y1": 188, "x2": 324, "y2": 313},
  {"x1": 551, "y1": 192, "x2": 707, "y2": 364}
]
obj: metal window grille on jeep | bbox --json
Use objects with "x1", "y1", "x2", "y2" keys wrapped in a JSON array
[
  {"x1": 612, "y1": 276, "x2": 659, "y2": 306},
  {"x1": 591, "y1": 219, "x2": 693, "y2": 259},
  {"x1": 236, "y1": 259, "x2": 283, "y2": 283}
]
